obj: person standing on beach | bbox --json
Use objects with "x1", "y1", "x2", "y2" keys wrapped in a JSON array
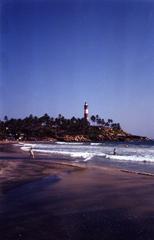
[
  {"x1": 113, "y1": 148, "x2": 116, "y2": 155},
  {"x1": 29, "y1": 147, "x2": 35, "y2": 159}
]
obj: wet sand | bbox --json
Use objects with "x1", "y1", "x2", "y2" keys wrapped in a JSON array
[{"x1": 0, "y1": 144, "x2": 154, "y2": 240}]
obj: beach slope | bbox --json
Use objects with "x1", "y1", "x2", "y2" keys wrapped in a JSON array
[{"x1": 0, "y1": 144, "x2": 154, "y2": 240}]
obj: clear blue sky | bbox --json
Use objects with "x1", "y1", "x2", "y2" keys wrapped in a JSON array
[{"x1": 0, "y1": 0, "x2": 154, "y2": 138}]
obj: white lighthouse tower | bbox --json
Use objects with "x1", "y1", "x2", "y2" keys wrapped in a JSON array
[{"x1": 84, "y1": 102, "x2": 89, "y2": 120}]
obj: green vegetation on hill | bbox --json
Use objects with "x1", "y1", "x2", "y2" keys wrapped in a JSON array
[{"x1": 0, "y1": 114, "x2": 147, "y2": 142}]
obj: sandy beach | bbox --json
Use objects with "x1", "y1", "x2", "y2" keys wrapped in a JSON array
[{"x1": 0, "y1": 144, "x2": 154, "y2": 240}]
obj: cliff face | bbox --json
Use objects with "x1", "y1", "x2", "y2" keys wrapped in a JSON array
[
  {"x1": 58, "y1": 135, "x2": 90, "y2": 142},
  {"x1": 56, "y1": 127, "x2": 148, "y2": 142}
]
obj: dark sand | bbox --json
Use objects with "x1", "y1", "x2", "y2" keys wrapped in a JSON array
[{"x1": 0, "y1": 144, "x2": 154, "y2": 240}]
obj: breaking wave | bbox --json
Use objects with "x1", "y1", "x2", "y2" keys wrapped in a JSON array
[
  {"x1": 106, "y1": 154, "x2": 154, "y2": 163},
  {"x1": 20, "y1": 141, "x2": 154, "y2": 163},
  {"x1": 56, "y1": 141, "x2": 85, "y2": 145},
  {"x1": 90, "y1": 143, "x2": 102, "y2": 146}
]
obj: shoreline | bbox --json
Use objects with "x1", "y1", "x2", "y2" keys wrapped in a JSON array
[
  {"x1": 1, "y1": 143, "x2": 154, "y2": 192},
  {"x1": 0, "y1": 143, "x2": 84, "y2": 193},
  {"x1": 1, "y1": 144, "x2": 154, "y2": 239},
  {"x1": 0, "y1": 136, "x2": 152, "y2": 146}
]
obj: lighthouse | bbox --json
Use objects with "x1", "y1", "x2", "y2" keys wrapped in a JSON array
[{"x1": 84, "y1": 102, "x2": 89, "y2": 120}]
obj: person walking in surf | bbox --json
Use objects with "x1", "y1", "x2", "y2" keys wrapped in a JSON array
[
  {"x1": 113, "y1": 148, "x2": 116, "y2": 155},
  {"x1": 29, "y1": 147, "x2": 35, "y2": 159}
]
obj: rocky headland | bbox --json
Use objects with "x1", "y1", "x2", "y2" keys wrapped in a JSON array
[
  {"x1": 0, "y1": 114, "x2": 149, "y2": 143},
  {"x1": 55, "y1": 127, "x2": 148, "y2": 142}
]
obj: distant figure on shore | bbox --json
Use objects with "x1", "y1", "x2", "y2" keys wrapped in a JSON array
[
  {"x1": 113, "y1": 148, "x2": 116, "y2": 155},
  {"x1": 29, "y1": 147, "x2": 35, "y2": 159}
]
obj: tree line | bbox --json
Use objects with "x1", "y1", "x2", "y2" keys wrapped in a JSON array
[{"x1": 0, "y1": 114, "x2": 121, "y2": 141}]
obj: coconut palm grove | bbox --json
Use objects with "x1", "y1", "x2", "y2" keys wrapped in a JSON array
[{"x1": 0, "y1": 113, "x2": 147, "y2": 142}]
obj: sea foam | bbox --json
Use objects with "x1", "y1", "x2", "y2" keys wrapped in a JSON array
[{"x1": 20, "y1": 142, "x2": 154, "y2": 163}]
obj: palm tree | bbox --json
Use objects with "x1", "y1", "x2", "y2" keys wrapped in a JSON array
[
  {"x1": 71, "y1": 116, "x2": 77, "y2": 124},
  {"x1": 4, "y1": 115, "x2": 8, "y2": 122},
  {"x1": 39, "y1": 113, "x2": 50, "y2": 126},
  {"x1": 97, "y1": 118, "x2": 102, "y2": 125},
  {"x1": 95, "y1": 114, "x2": 100, "y2": 125},
  {"x1": 107, "y1": 119, "x2": 113, "y2": 127},
  {"x1": 90, "y1": 115, "x2": 96, "y2": 125},
  {"x1": 101, "y1": 118, "x2": 105, "y2": 126}
]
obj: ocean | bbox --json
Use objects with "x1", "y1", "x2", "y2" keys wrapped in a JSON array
[{"x1": 20, "y1": 140, "x2": 154, "y2": 174}]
